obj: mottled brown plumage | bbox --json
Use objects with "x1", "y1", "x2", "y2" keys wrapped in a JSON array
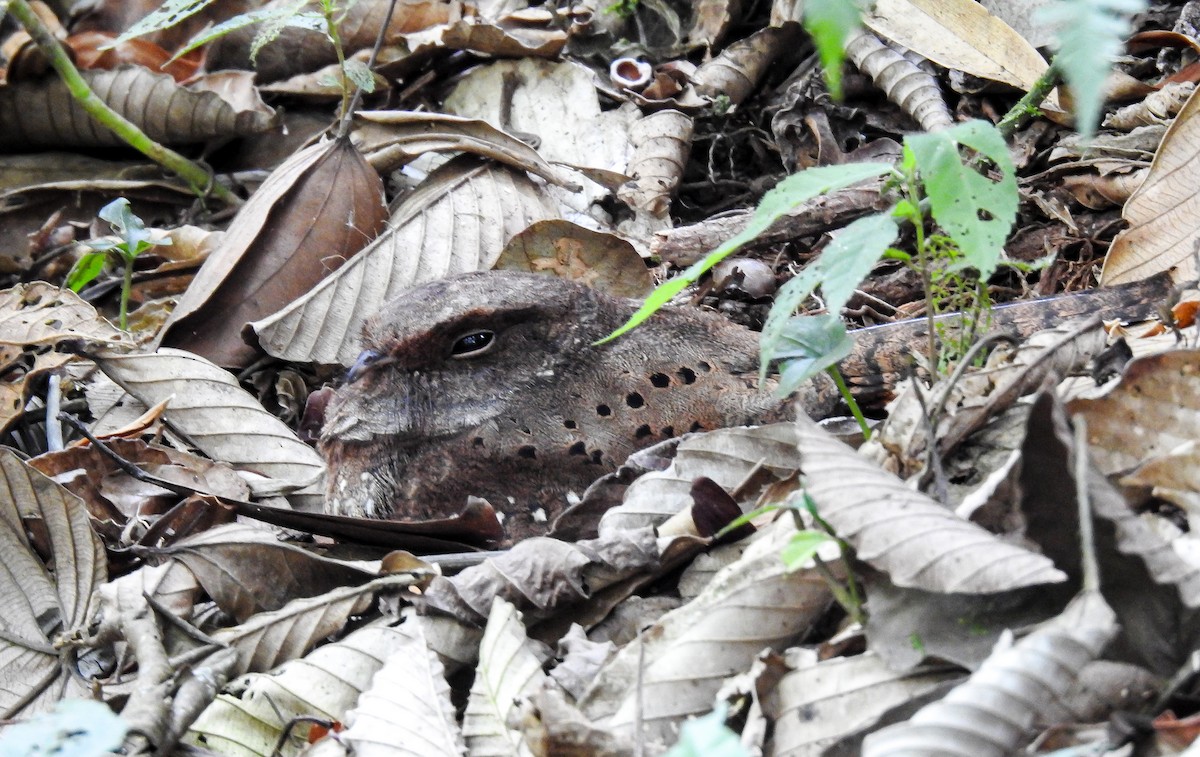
[
  {"x1": 320, "y1": 271, "x2": 789, "y2": 540},
  {"x1": 320, "y1": 270, "x2": 1173, "y2": 541}
]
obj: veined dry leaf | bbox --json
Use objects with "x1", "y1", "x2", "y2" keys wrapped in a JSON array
[
  {"x1": 0, "y1": 448, "x2": 105, "y2": 719},
  {"x1": 0, "y1": 65, "x2": 275, "y2": 150},
  {"x1": 251, "y1": 158, "x2": 562, "y2": 366},
  {"x1": 418, "y1": 527, "x2": 660, "y2": 628},
  {"x1": 863, "y1": 0, "x2": 1059, "y2": 108},
  {"x1": 353, "y1": 110, "x2": 577, "y2": 188},
  {"x1": 1067, "y1": 350, "x2": 1200, "y2": 476},
  {"x1": 1020, "y1": 390, "x2": 1200, "y2": 675},
  {"x1": 443, "y1": 15, "x2": 567, "y2": 57},
  {"x1": 495, "y1": 220, "x2": 653, "y2": 298},
  {"x1": 578, "y1": 518, "x2": 835, "y2": 746},
  {"x1": 149, "y1": 523, "x2": 385, "y2": 623},
  {"x1": 599, "y1": 424, "x2": 800, "y2": 535},
  {"x1": 339, "y1": 617, "x2": 465, "y2": 756},
  {"x1": 90, "y1": 347, "x2": 326, "y2": 499},
  {"x1": 794, "y1": 415, "x2": 1066, "y2": 593},
  {"x1": 160, "y1": 137, "x2": 387, "y2": 367},
  {"x1": 186, "y1": 620, "x2": 416, "y2": 755},
  {"x1": 862, "y1": 591, "x2": 1117, "y2": 756},
  {"x1": 617, "y1": 109, "x2": 693, "y2": 217},
  {"x1": 692, "y1": 24, "x2": 803, "y2": 106},
  {"x1": 763, "y1": 652, "x2": 962, "y2": 756},
  {"x1": 462, "y1": 598, "x2": 547, "y2": 756},
  {"x1": 209, "y1": 574, "x2": 418, "y2": 676},
  {"x1": 0, "y1": 282, "x2": 129, "y2": 432},
  {"x1": 206, "y1": 0, "x2": 461, "y2": 83},
  {"x1": 1104, "y1": 81, "x2": 1197, "y2": 130},
  {"x1": 845, "y1": 29, "x2": 954, "y2": 133},
  {"x1": 1103, "y1": 83, "x2": 1200, "y2": 285}
]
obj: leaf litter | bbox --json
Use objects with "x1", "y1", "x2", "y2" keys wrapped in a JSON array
[{"x1": 2, "y1": 0, "x2": 1200, "y2": 755}]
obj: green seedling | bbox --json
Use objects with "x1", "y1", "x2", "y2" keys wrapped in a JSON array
[{"x1": 69, "y1": 198, "x2": 171, "y2": 331}]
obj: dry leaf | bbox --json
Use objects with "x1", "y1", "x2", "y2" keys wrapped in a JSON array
[
  {"x1": 0, "y1": 448, "x2": 104, "y2": 718},
  {"x1": 186, "y1": 619, "x2": 418, "y2": 753},
  {"x1": 0, "y1": 65, "x2": 275, "y2": 150},
  {"x1": 845, "y1": 29, "x2": 954, "y2": 133},
  {"x1": 863, "y1": 591, "x2": 1117, "y2": 756},
  {"x1": 864, "y1": 0, "x2": 1059, "y2": 109},
  {"x1": 160, "y1": 137, "x2": 387, "y2": 367},
  {"x1": 462, "y1": 598, "x2": 548, "y2": 756},
  {"x1": 795, "y1": 415, "x2": 1066, "y2": 593},
  {"x1": 495, "y1": 220, "x2": 653, "y2": 297},
  {"x1": 251, "y1": 159, "x2": 562, "y2": 366},
  {"x1": 91, "y1": 348, "x2": 326, "y2": 500},
  {"x1": 1103, "y1": 83, "x2": 1200, "y2": 285}
]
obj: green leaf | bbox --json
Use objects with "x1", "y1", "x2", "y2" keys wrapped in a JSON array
[
  {"x1": 663, "y1": 704, "x2": 748, "y2": 757},
  {"x1": 904, "y1": 120, "x2": 1017, "y2": 279},
  {"x1": 172, "y1": 1, "x2": 308, "y2": 62},
  {"x1": 803, "y1": 0, "x2": 865, "y2": 99},
  {"x1": 0, "y1": 699, "x2": 127, "y2": 756},
  {"x1": 343, "y1": 59, "x2": 376, "y2": 93},
  {"x1": 66, "y1": 252, "x2": 109, "y2": 292},
  {"x1": 104, "y1": 0, "x2": 216, "y2": 48},
  {"x1": 759, "y1": 212, "x2": 897, "y2": 378},
  {"x1": 598, "y1": 162, "x2": 892, "y2": 344},
  {"x1": 781, "y1": 529, "x2": 834, "y2": 571},
  {"x1": 99, "y1": 198, "x2": 150, "y2": 255},
  {"x1": 773, "y1": 314, "x2": 854, "y2": 395},
  {"x1": 1039, "y1": 0, "x2": 1146, "y2": 137}
]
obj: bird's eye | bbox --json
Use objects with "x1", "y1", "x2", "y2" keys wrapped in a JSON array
[{"x1": 450, "y1": 330, "x2": 496, "y2": 358}]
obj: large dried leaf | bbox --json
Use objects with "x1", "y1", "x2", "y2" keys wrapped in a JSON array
[
  {"x1": 863, "y1": 591, "x2": 1115, "y2": 756},
  {"x1": 795, "y1": 416, "x2": 1066, "y2": 592},
  {"x1": 577, "y1": 519, "x2": 834, "y2": 746},
  {"x1": 1104, "y1": 84, "x2": 1200, "y2": 284},
  {"x1": 763, "y1": 652, "x2": 961, "y2": 756},
  {"x1": 462, "y1": 598, "x2": 547, "y2": 756},
  {"x1": 599, "y1": 424, "x2": 800, "y2": 535},
  {"x1": 0, "y1": 448, "x2": 104, "y2": 718},
  {"x1": 418, "y1": 527, "x2": 660, "y2": 627},
  {"x1": 186, "y1": 620, "x2": 415, "y2": 756},
  {"x1": 211, "y1": 574, "x2": 418, "y2": 677},
  {"x1": 149, "y1": 523, "x2": 381, "y2": 622},
  {"x1": 863, "y1": 0, "x2": 1056, "y2": 104},
  {"x1": 1067, "y1": 350, "x2": 1200, "y2": 475},
  {"x1": 0, "y1": 282, "x2": 129, "y2": 432},
  {"x1": 0, "y1": 65, "x2": 274, "y2": 150},
  {"x1": 206, "y1": 0, "x2": 458, "y2": 82},
  {"x1": 495, "y1": 220, "x2": 653, "y2": 298},
  {"x1": 340, "y1": 617, "x2": 465, "y2": 756},
  {"x1": 250, "y1": 159, "x2": 561, "y2": 365},
  {"x1": 1020, "y1": 390, "x2": 1200, "y2": 675},
  {"x1": 354, "y1": 111, "x2": 577, "y2": 188},
  {"x1": 160, "y1": 138, "x2": 387, "y2": 367},
  {"x1": 91, "y1": 348, "x2": 325, "y2": 497}
]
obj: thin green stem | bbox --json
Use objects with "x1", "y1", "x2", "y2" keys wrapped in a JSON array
[
  {"x1": 826, "y1": 365, "x2": 871, "y2": 440},
  {"x1": 323, "y1": 0, "x2": 352, "y2": 124},
  {"x1": 7, "y1": 0, "x2": 239, "y2": 207},
  {"x1": 119, "y1": 254, "x2": 134, "y2": 331},
  {"x1": 997, "y1": 60, "x2": 1062, "y2": 139}
]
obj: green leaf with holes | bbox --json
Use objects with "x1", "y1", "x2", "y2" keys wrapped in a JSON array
[
  {"x1": 904, "y1": 120, "x2": 1017, "y2": 279},
  {"x1": 774, "y1": 314, "x2": 854, "y2": 395},
  {"x1": 599, "y1": 161, "x2": 892, "y2": 344}
]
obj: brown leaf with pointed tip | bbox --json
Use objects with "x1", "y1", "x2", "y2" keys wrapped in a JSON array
[
  {"x1": 495, "y1": 220, "x2": 653, "y2": 298},
  {"x1": 160, "y1": 138, "x2": 387, "y2": 367},
  {"x1": 0, "y1": 65, "x2": 275, "y2": 150}
]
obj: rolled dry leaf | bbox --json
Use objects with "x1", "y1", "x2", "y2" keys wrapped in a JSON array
[
  {"x1": 693, "y1": 24, "x2": 803, "y2": 106},
  {"x1": 0, "y1": 65, "x2": 276, "y2": 150},
  {"x1": 616, "y1": 109, "x2": 694, "y2": 217},
  {"x1": 845, "y1": 28, "x2": 954, "y2": 133},
  {"x1": 159, "y1": 138, "x2": 387, "y2": 367}
]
